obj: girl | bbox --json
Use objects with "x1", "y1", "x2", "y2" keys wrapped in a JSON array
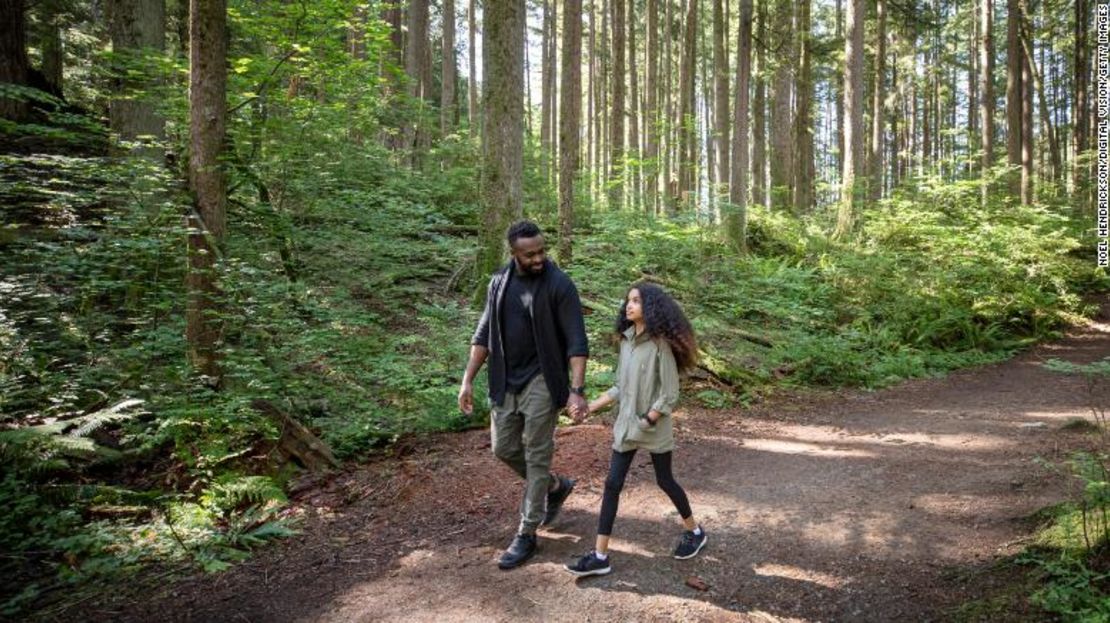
[{"x1": 565, "y1": 282, "x2": 706, "y2": 577}]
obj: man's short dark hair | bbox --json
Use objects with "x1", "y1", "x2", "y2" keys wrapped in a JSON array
[{"x1": 507, "y1": 220, "x2": 543, "y2": 248}]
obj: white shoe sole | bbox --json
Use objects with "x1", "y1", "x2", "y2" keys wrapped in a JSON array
[
  {"x1": 564, "y1": 564, "x2": 612, "y2": 577},
  {"x1": 673, "y1": 534, "x2": 707, "y2": 560}
]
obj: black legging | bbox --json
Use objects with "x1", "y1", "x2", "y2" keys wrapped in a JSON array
[{"x1": 597, "y1": 449, "x2": 692, "y2": 536}]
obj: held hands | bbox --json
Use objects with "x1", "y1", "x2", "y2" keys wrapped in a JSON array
[{"x1": 567, "y1": 393, "x2": 589, "y2": 424}]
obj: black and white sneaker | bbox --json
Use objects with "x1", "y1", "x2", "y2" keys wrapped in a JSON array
[
  {"x1": 564, "y1": 551, "x2": 612, "y2": 577},
  {"x1": 673, "y1": 527, "x2": 707, "y2": 560}
]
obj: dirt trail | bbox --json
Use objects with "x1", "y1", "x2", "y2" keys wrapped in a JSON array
[{"x1": 100, "y1": 308, "x2": 1110, "y2": 622}]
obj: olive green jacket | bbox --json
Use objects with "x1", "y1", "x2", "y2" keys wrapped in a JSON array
[{"x1": 605, "y1": 326, "x2": 681, "y2": 453}]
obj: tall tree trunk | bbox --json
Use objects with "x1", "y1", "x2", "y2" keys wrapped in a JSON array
[
  {"x1": 713, "y1": 0, "x2": 729, "y2": 203},
  {"x1": 769, "y1": 0, "x2": 793, "y2": 210},
  {"x1": 38, "y1": 0, "x2": 63, "y2": 96},
  {"x1": 380, "y1": 1, "x2": 404, "y2": 149},
  {"x1": 628, "y1": 0, "x2": 640, "y2": 211},
  {"x1": 559, "y1": 0, "x2": 582, "y2": 264},
  {"x1": 588, "y1": 0, "x2": 596, "y2": 200},
  {"x1": 661, "y1": 0, "x2": 670, "y2": 213},
  {"x1": 645, "y1": 0, "x2": 658, "y2": 215},
  {"x1": 1020, "y1": 19, "x2": 1060, "y2": 187},
  {"x1": 541, "y1": 0, "x2": 554, "y2": 171},
  {"x1": 406, "y1": 0, "x2": 431, "y2": 166},
  {"x1": 468, "y1": 0, "x2": 478, "y2": 130},
  {"x1": 479, "y1": 0, "x2": 525, "y2": 279},
  {"x1": 1074, "y1": 0, "x2": 1089, "y2": 201},
  {"x1": 599, "y1": 0, "x2": 609, "y2": 194},
  {"x1": 793, "y1": 0, "x2": 813, "y2": 213},
  {"x1": 1005, "y1": 0, "x2": 1023, "y2": 199},
  {"x1": 676, "y1": 0, "x2": 697, "y2": 209},
  {"x1": 752, "y1": 0, "x2": 766, "y2": 207},
  {"x1": 891, "y1": 31, "x2": 900, "y2": 186},
  {"x1": 0, "y1": 0, "x2": 30, "y2": 121},
  {"x1": 107, "y1": 0, "x2": 166, "y2": 155},
  {"x1": 834, "y1": 0, "x2": 863, "y2": 238},
  {"x1": 834, "y1": 0, "x2": 844, "y2": 177},
  {"x1": 1021, "y1": 23, "x2": 1033, "y2": 206},
  {"x1": 728, "y1": 0, "x2": 752, "y2": 252},
  {"x1": 968, "y1": 0, "x2": 979, "y2": 176},
  {"x1": 442, "y1": 0, "x2": 457, "y2": 134},
  {"x1": 609, "y1": 0, "x2": 625, "y2": 209},
  {"x1": 700, "y1": 23, "x2": 712, "y2": 215},
  {"x1": 980, "y1": 0, "x2": 994, "y2": 202},
  {"x1": 869, "y1": 0, "x2": 885, "y2": 201},
  {"x1": 187, "y1": 0, "x2": 227, "y2": 380}
]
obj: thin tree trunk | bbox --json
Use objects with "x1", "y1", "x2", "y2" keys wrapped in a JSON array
[
  {"x1": 969, "y1": 0, "x2": 978, "y2": 176},
  {"x1": 713, "y1": 0, "x2": 729, "y2": 203},
  {"x1": 38, "y1": 0, "x2": 63, "y2": 96},
  {"x1": 443, "y1": 0, "x2": 457, "y2": 134},
  {"x1": 1006, "y1": 0, "x2": 1023, "y2": 198},
  {"x1": 479, "y1": 0, "x2": 525, "y2": 278},
  {"x1": 628, "y1": 0, "x2": 640, "y2": 211},
  {"x1": 834, "y1": 0, "x2": 863, "y2": 238},
  {"x1": 541, "y1": 0, "x2": 553, "y2": 167},
  {"x1": 769, "y1": 0, "x2": 793, "y2": 210},
  {"x1": 869, "y1": 0, "x2": 885, "y2": 201},
  {"x1": 1074, "y1": 0, "x2": 1089, "y2": 201},
  {"x1": 186, "y1": 0, "x2": 227, "y2": 380},
  {"x1": 891, "y1": 30, "x2": 900, "y2": 187},
  {"x1": 676, "y1": 0, "x2": 697, "y2": 209},
  {"x1": 559, "y1": 0, "x2": 582, "y2": 264},
  {"x1": 406, "y1": 0, "x2": 431, "y2": 167},
  {"x1": 752, "y1": 0, "x2": 766, "y2": 207},
  {"x1": 835, "y1": 0, "x2": 844, "y2": 177},
  {"x1": 645, "y1": 0, "x2": 658, "y2": 215},
  {"x1": 793, "y1": 0, "x2": 813, "y2": 213},
  {"x1": 609, "y1": 0, "x2": 625, "y2": 209},
  {"x1": 728, "y1": 0, "x2": 752, "y2": 252},
  {"x1": 661, "y1": 0, "x2": 670, "y2": 212},
  {"x1": 1022, "y1": 29, "x2": 1033, "y2": 205},
  {"x1": 468, "y1": 0, "x2": 478, "y2": 130},
  {"x1": 1020, "y1": 19, "x2": 1060, "y2": 187},
  {"x1": 588, "y1": 0, "x2": 596, "y2": 200},
  {"x1": 599, "y1": 0, "x2": 609, "y2": 194},
  {"x1": 980, "y1": 0, "x2": 994, "y2": 202}
]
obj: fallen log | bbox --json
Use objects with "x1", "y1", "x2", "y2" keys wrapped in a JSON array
[{"x1": 251, "y1": 399, "x2": 340, "y2": 472}]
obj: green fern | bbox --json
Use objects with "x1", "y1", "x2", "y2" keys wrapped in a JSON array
[{"x1": 201, "y1": 475, "x2": 287, "y2": 515}]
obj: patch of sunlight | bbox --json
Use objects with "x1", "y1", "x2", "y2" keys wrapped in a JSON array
[
  {"x1": 742, "y1": 438, "x2": 877, "y2": 458},
  {"x1": 775, "y1": 423, "x2": 1017, "y2": 452},
  {"x1": 753, "y1": 563, "x2": 845, "y2": 589},
  {"x1": 1019, "y1": 409, "x2": 1091, "y2": 422}
]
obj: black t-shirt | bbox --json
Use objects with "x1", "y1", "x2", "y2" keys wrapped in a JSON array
[{"x1": 501, "y1": 270, "x2": 542, "y2": 394}]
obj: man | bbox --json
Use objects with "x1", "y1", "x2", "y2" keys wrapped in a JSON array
[{"x1": 458, "y1": 220, "x2": 589, "y2": 569}]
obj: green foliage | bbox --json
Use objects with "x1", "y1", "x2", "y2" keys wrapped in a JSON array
[{"x1": 1013, "y1": 359, "x2": 1110, "y2": 621}]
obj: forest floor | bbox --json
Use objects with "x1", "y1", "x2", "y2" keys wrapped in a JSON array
[{"x1": 72, "y1": 303, "x2": 1110, "y2": 622}]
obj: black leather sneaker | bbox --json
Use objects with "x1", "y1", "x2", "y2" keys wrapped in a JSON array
[
  {"x1": 542, "y1": 476, "x2": 575, "y2": 526},
  {"x1": 498, "y1": 533, "x2": 537, "y2": 569}
]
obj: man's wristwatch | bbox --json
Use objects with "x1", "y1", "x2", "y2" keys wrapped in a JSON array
[{"x1": 570, "y1": 385, "x2": 586, "y2": 396}]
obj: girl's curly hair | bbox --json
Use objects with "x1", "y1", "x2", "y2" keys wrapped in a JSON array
[{"x1": 614, "y1": 282, "x2": 698, "y2": 373}]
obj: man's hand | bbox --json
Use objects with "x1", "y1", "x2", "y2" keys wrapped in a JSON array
[
  {"x1": 458, "y1": 382, "x2": 474, "y2": 417},
  {"x1": 567, "y1": 393, "x2": 588, "y2": 424}
]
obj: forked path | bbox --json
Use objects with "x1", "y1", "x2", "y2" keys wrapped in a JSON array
[{"x1": 108, "y1": 307, "x2": 1110, "y2": 622}]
